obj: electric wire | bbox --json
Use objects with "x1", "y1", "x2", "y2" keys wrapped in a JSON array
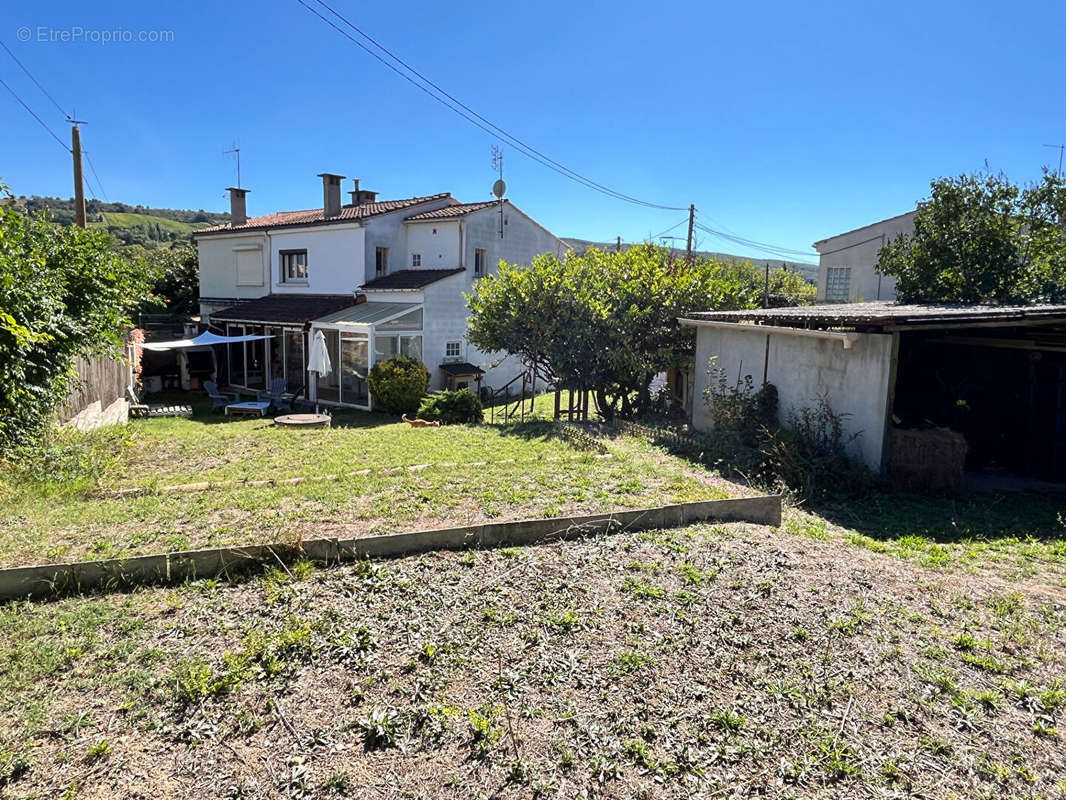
[
  {"x1": 0, "y1": 39, "x2": 69, "y2": 118},
  {"x1": 84, "y1": 151, "x2": 108, "y2": 201},
  {"x1": 0, "y1": 76, "x2": 70, "y2": 152},
  {"x1": 651, "y1": 216, "x2": 691, "y2": 241},
  {"x1": 300, "y1": 0, "x2": 687, "y2": 211}
]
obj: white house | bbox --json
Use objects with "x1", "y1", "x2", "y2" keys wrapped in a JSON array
[
  {"x1": 193, "y1": 173, "x2": 568, "y2": 410},
  {"x1": 813, "y1": 211, "x2": 915, "y2": 303}
]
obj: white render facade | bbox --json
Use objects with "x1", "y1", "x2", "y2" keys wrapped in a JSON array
[
  {"x1": 194, "y1": 175, "x2": 568, "y2": 409},
  {"x1": 813, "y1": 210, "x2": 915, "y2": 303}
]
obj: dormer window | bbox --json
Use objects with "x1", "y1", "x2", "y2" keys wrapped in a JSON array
[
  {"x1": 281, "y1": 249, "x2": 308, "y2": 283},
  {"x1": 412, "y1": 253, "x2": 422, "y2": 267}
]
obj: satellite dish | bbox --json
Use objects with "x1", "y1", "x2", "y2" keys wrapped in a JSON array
[{"x1": 492, "y1": 179, "x2": 507, "y2": 199}]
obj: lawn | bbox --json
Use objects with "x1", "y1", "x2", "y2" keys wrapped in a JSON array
[
  {"x1": 2, "y1": 409, "x2": 1066, "y2": 797},
  {"x1": 0, "y1": 403, "x2": 735, "y2": 567},
  {"x1": 1, "y1": 520, "x2": 1064, "y2": 798}
]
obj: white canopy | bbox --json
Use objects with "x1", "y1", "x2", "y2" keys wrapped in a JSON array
[{"x1": 140, "y1": 331, "x2": 275, "y2": 352}]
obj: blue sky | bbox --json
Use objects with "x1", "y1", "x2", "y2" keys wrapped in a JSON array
[{"x1": 1, "y1": 0, "x2": 1064, "y2": 262}]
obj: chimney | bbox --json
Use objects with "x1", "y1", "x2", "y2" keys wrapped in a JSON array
[
  {"x1": 226, "y1": 187, "x2": 249, "y2": 226},
  {"x1": 346, "y1": 178, "x2": 378, "y2": 206},
  {"x1": 317, "y1": 173, "x2": 345, "y2": 217}
]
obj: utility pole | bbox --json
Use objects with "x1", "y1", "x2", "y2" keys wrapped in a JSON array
[
  {"x1": 69, "y1": 118, "x2": 87, "y2": 228},
  {"x1": 616, "y1": 235, "x2": 621, "y2": 252},
  {"x1": 685, "y1": 204, "x2": 695, "y2": 263}
]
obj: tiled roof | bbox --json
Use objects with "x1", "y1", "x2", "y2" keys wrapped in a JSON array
[
  {"x1": 683, "y1": 302, "x2": 1066, "y2": 330},
  {"x1": 210, "y1": 294, "x2": 357, "y2": 325},
  {"x1": 194, "y1": 193, "x2": 452, "y2": 235},
  {"x1": 405, "y1": 201, "x2": 499, "y2": 221},
  {"x1": 360, "y1": 269, "x2": 465, "y2": 291}
]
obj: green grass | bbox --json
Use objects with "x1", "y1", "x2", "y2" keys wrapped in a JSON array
[
  {"x1": 95, "y1": 211, "x2": 206, "y2": 234},
  {"x1": 0, "y1": 402, "x2": 728, "y2": 566}
]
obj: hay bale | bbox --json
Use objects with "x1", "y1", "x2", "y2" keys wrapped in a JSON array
[{"x1": 888, "y1": 426, "x2": 968, "y2": 493}]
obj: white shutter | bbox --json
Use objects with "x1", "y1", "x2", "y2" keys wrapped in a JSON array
[{"x1": 234, "y1": 247, "x2": 264, "y2": 286}]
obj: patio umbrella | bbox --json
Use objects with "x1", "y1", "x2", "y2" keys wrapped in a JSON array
[{"x1": 308, "y1": 329, "x2": 332, "y2": 413}]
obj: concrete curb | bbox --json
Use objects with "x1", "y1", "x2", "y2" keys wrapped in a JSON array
[{"x1": 0, "y1": 495, "x2": 781, "y2": 603}]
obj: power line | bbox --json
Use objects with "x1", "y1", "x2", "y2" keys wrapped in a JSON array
[
  {"x1": 299, "y1": 0, "x2": 687, "y2": 211},
  {"x1": 84, "y1": 150, "x2": 108, "y2": 201},
  {"x1": 0, "y1": 39, "x2": 69, "y2": 118},
  {"x1": 652, "y1": 216, "x2": 691, "y2": 241},
  {"x1": 694, "y1": 219, "x2": 815, "y2": 262},
  {"x1": 0, "y1": 76, "x2": 70, "y2": 152}
]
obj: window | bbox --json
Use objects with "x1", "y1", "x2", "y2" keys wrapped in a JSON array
[
  {"x1": 280, "y1": 250, "x2": 308, "y2": 283},
  {"x1": 825, "y1": 266, "x2": 851, "y2": 302},
  {"x1": 375, "y1": 334, "x2": 422, "y2": 363},
  {"x1": 445, "y1": 340, "x2": 462, "y2": 359},
  {"x1": 412, "y1": 253, "x2": 421, "y2": 267},
  {"x1": 375, "y1": 247, "x2": 388, "y2": 277},
  {"x1": 474, "y1": 248, "x2": 487, "y2": 276}
]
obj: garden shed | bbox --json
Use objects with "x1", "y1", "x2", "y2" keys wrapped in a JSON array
[{"x1": 681, "y1": 302, "x2": 1066, "y2": 487}]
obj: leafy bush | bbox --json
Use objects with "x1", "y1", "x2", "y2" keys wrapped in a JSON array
[
  {"x1": 700, "y1": 360, "x2": 870, "y2": 500},
  {"x1": 0, "y1": 183, "x2": 156, "y2": 446},
  {"x1": 417, "y1": 389, "x2": 483, "y2": 425},
  {"x1": 761, "y1": 395, "x2": 872, "y2": 499},
  {"x1": 367, "y1": 355, "x2": 430, "y2": 416}
]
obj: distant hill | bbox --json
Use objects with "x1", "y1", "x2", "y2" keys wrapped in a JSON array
[
  {"x1": 13, "y1": 196, "x2": 228, "y2": 249},
  {"x1": 562, "y1": 238, "x2": 819, "y2": 284}
]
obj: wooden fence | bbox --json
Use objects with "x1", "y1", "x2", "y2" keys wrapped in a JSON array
[{"x1": 57, "y1": 354, "x2": 129, "y2": 423}]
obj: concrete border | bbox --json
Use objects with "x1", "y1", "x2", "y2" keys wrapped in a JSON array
[{"x1": 0, "y1": 495, "x2": 781, "y2": 603}]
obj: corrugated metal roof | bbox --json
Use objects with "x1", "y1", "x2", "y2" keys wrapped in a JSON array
[
  {"x1": 685, "y1": 302, "x2": 1066, "y2": 329},
  {"x1": 313, "y1": 302, "x2": 421, "y2": 326}
]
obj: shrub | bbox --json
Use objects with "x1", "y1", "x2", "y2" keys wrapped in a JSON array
[
  {"x1": 417, "y1": 389, "x2": 483, "y2": 425},
  {"x1": 367, "y1": 355, "x2": 430, "y2": 416}
]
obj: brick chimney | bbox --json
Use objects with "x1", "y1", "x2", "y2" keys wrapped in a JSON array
[
  {"x1": 226, "y1": 187, "x2": 249, "y2": 226},
  {"x1": 317, "y1": 173, "x2": 345, "y2": 217}
]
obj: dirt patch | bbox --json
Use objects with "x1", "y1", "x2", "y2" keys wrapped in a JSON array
[{"x1": 3, "y1": 522, "x2": 1063, "y2": 798}]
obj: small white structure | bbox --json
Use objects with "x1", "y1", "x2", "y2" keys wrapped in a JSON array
[
  {"x1": 193, "y1": 173, "x2": 568, "y2": 410},
  {"x1": 683, "y1": 302, "x2": 1066, "y2": 480},
  {"x1": 813, "y1": 211, "x2": 915, "y2": 303}
]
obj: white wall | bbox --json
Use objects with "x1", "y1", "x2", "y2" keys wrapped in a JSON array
[
  {"x1": 269, "y1": 225, "x2": 365, "y2": 294},
  {"x1": 814, "y1": 211, "x2": 915, "y2": 302},
  {"x1": 196, "y1": 232, "x2": 271, "y2": 310},
  {"x1": 461, "y1": 202, "x2": 569, "y2": 279},
  {"x1": 691, "y1": 324, "x2": 895, "y2": 470},
  {"x1": 406, "y1": 220, "x2": 461, "y2": 269},
  {"x1": 361, "y1": 197, "x2": 454, "y2": 283}
]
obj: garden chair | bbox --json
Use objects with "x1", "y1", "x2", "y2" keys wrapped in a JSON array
[
  {"x1": 204, "y1": 380, "x2": 239, "y2": 410},
  {"x1": 256, "y1": 377, "x2": 293, "y2": 412}
]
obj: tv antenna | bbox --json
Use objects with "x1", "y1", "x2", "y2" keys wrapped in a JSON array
[
  {"x1": 1044, "y1": 144, "x2": 1066, "y2": 178},
  {"x1": 224, "y1": 141, "x2": 242, "y2": 188},
  {"x1": 491, "y1": 145, "x2": 506, "y2": 239}
]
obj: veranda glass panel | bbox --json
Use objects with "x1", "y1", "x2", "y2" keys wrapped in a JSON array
[
  {"x1": 374, "y1": 334, "x2": 398, "y2": 363},
  {"x1": 400, "y1": 335, "x2": 423, "y2": 362},
  {"x1": 228, "y1": 324, "x2": 245, "y2": 386},
  {"x1": 284, "y1": 330, "x2": 304, "y2": 390},
  {"x1": 268, "y1": 327, "x2": 284, "y2": 382},
  {"x1": 340, "y1": 333, "x2": 369, "y2": 406},
  {"x1": 376, "y1": 308, "x2": 423, "y2": 331},
  {"x1": 245, "y1": 326, "x2": 265, "y2": 389}
]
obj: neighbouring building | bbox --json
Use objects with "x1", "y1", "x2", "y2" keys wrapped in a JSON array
[
  {"x1": 813, "y1": 211, "x2": 915, "y2": 303},
  {"x1": 193, "y1": 173, "x2": 568, "y2": 410},
  {"x1": 683, "y1": 302, "x2": 1066, "y2": 488}
]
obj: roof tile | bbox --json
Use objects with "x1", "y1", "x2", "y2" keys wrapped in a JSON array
[{"x1": 360, "y1": 269, "x2": 465, "y2": 291}]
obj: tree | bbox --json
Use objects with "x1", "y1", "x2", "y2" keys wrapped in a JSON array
[
  {"x1": 0, "y1": 184, "x2": 157, "y2": 445},
  {"x1": 878, "y1": 171, "x2": 1066, "y2": 304},
  {"x1": 467, "y1": 244, "x2": 803, "y2": 419},
  {"x1": 141, "y1": 245, "x2": 200, "y2": 318}
]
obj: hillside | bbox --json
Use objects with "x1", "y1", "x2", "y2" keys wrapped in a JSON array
[
  {"x1": 562, "y1": 237, "x2": 820, "y2": 283},
  {"x1": 14, "y1": 195, "x2": 228, "y2": 249}
]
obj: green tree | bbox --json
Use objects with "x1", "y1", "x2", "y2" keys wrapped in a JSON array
[
  {"x1": 877, "y1": 171, "x2": 1066, "y2": 303},
  {"x1": 467, "y1": 243, "x2": 803, "y2": 419},
  {"x1": 0, "y1": 184, "x2": 157, "y2": 445},
  {"x1": 142, "y1": 245, "x2": 200, "y2": 317},
  {"x1": 367, "y1": 355, "x2": 430, "y2": 416}
]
